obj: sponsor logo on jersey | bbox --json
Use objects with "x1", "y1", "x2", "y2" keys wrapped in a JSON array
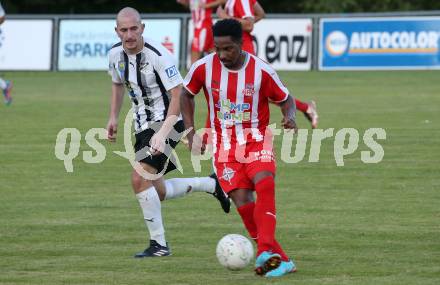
[
  {"x1": 118, "y1": 61, "x2": 125, "y2": 72},
  {"x1": 140, "y1": 62, "x2": 149, "y2": 72},
  {"x1": 165, "y1": 65, "x2": 178, "y2": 78},
  {"x1": 253, "y1": 149, "x2": 275, "y2": 161},
  {"x1": 210, "y1": 87, "x2": 221, "y2": 96},
  {"x1": 210, "y1": 81, "x2": 221, "y2": 96},
  {"x1": 215, "y1": 99, "x2": 251, "y2": 123},
  {"x1": 242, "y1": 83, "x2": 255, "y2": 97}
]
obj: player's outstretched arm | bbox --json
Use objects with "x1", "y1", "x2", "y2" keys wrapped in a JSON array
[
  {"x1": 158, "y1": 85, "x2": 182, "y2": 135},
  {"x1": 279, "y1": 95, "x2": 298, "y2": 132},
  {"x1": 180, "y1": 88, "x2": 196, "y2": 141},
  {"x1": 202, "y1": 0, "x2": 227, "y2": 9},
  {"x1": 150, "y1": 85, "x2": 182, "y2": 154},
  {"x1": 253, "y1": 1, "x2": 265, "y2": 23},
  {"x1": 176, "y1": 0, "x2": 190, "y2": 7},
  {"x1": 180, "y1": 88, "x2": 206, "y2": 154},
  {"x1": 216, "y1": 6, "x2": 255, "y2": 32},
  {"x1": 106, "y1": 83, "x2": 125, "y2": 142},
  {"x1": 0, "y1": 2, "x2": 5, "y2": 25}
]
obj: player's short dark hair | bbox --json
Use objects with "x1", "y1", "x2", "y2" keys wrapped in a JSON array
[{"x1": 212, "y1": 19, "x2": 243, "y2": 43}]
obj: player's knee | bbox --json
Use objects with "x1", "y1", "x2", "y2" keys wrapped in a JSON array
[
  {"x1": 252, "y1": 171, "x2": 274, "y2": 185},
  {"x1": 131, "y1": 170, "x2": 153, "y2": 193},
  {"x1": 131, "y1": 171, "x2": 141, "y2": 190},
  {"x1": 229, "y1": 189, "x2": 254, "y2": 208}
]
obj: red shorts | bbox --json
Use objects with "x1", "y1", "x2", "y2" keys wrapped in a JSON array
[
  {"x1": 192, "y1": 26, "x2": 214, "y2": 53},
  {"x1": 214, "y1": 143, "x2": 276, "y2": 193}
]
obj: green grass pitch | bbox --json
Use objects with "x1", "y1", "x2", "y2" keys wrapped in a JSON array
[{"x1": 0, "y1": 70, "x2": 439, "y2": 285}]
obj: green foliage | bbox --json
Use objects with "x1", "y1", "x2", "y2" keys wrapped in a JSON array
[
  {"x1": 2, "y1": 0, "x2": 440, "y2": 14},
  {"x1": 297, "y1": 0, "x2": 437, "y2": 13}
]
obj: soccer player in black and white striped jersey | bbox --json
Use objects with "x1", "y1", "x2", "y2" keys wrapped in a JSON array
[
  {"x1": 106, "y1": 7, "x2": 230, "y2": 258},
  {"x1": 0, "y1": 2, "x2": 13, "y2": 105}
]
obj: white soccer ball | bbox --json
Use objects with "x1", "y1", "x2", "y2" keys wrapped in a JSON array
[{"x1": 216, "y1": 234, "x2": 254, "y2": 270}]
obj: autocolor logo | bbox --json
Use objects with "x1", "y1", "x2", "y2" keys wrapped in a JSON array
[
  {"x1": 320, "y1": 18, "x2": 440, "y2": 70},
  {"x1": 348, "y1": 31, "x2": 440, "y2": 54},
  {"x1": 325, "y1": 31, "x2": 348, "y2": 56}
]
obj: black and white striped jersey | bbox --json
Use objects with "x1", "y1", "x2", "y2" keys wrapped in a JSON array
[{"x1": 108, "y1": 37, "x2": 183, "y2": 133}]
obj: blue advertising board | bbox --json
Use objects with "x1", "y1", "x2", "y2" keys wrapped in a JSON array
[{"x1": 319, "y1": 17, "x2": 440, "y2": 70}]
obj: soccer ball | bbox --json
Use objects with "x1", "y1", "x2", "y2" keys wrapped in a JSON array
[{"x1": 216, "y1": 234, "x2": 254, "y2": 270}]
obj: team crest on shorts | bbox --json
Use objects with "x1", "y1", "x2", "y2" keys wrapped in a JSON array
[{"x1": 221, "y1": 166, "x2": 235, "y2": 184}]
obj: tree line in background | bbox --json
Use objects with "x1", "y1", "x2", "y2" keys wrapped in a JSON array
[{"x1": 2, "y1": 0, "x2": 439, "y2": 14}]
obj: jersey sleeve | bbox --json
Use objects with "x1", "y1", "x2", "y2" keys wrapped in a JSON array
[
  {"x1": 237, "y1": 0, "x2": 255, "y2": 19},
  {"x1": 183, "y1": 61, "x2": 205, "y2": 96},
  {"x1": 108, "y1": 50, "x2": 123, "y2": 84},
  {"x1": 264, "y1": 69, "x2": 289, "y2": 103},
  {"x1": 153, "y1": 48, "x2": 183, "y2": 91}
]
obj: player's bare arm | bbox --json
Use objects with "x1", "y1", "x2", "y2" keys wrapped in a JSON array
[
  {"x1": 0, "y1": 16, "x2": 5, "y2": 25},
  {"x1": 237, "y1": 17, "x2": 254, "y2": 32},
  {"x1": 180, "y1": 88, "x2": 196, "y2": 146},
  {"x1": 279, "y1": 95, "x2": 298, "y2": 132},
  {"x1": 180, "y1": 88, "x2": 206, "y2": 154},
  {"x1": 201, "y1": 0, "x2": 227, "y2": 9},
  {"x1": 106, "y1": 82, "x2": 125, "y2": 142},
  {"x1": 253, "y1": 1, "x2": 265, "y2": 23},
  {"x1": 150, "y1": 84, "x2": 182, "y2": 155},
  {"x1": 216, "y1": 6, "x2": 254, "y2": 32},
  {"x1": 176, "y1": 0, "x2": 190, "y2": 7}
]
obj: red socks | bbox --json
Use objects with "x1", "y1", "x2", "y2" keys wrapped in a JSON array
[
  {"x1": 237, "y1": 202, "x2": 258, "y2": 240},
  {"x1": 295, "y1": 99, "x2": 309, "y2": 113},
  {"x1": 237, "y1": 198, "x2": 289, "y2": 260},
  {"x1": 254, "y1": 176, "x2": 276, "y2": 254}
]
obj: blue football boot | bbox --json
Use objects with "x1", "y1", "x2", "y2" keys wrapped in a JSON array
[
  {"x1": 265, "y1": 259, "x2": 297, "y2": 278},
  {"x1": 254, "y1": 251, "x2": 281, "y2": 276}
]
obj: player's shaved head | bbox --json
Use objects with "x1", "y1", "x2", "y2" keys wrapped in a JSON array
[
  {"x1": 116, "y1": 7, "x2": 141, "y2": 25},
  {"x1": 115, "y1": 7, "x2": 145, "y2": 54}
]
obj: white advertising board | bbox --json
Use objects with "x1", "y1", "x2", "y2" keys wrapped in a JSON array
[
  {"x1": 186, "y1": 18, "x2": 312, "y2": 70},
  {"x1": 253, "y1": 18, "x2": 312, "y2": 70},
  {"x1": 0, "y1": 20, "x2": 53, "y2": 70}
]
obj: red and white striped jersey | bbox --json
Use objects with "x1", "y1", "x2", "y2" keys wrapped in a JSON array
[
  {"x1": 224, "y1": 0, "x2": 256, "y2": 49},
  {"x1": 184, "y1": 52, "x2": 290, "y2": 157},
  {"x1": 190, "y1": 0, "x2": 214, "y2": 29}
]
